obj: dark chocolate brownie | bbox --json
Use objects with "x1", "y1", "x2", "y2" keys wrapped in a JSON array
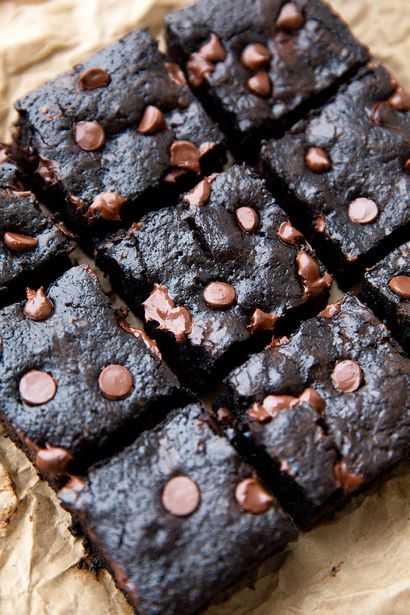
[
  {"x1": 96, "y1": 165, "x2": 332, "y2": 391},
  {"x1": 59, "y1": 404, "x2": 297, "y2": 615},
  {"x1": 362, "y1": 241, "x2": 410, "y2": 352},
  {"x1": 0, "y1": 150, "x2": 75, "y2": 306},
  {"x1": 166, "y1": 0, "x2": 369, "y2": 152},
  {"x1": 261, "y1": 66, "x2": 410, "y2": 282},
  {"x1": 0, "y1": 265, "x2": 187, "y2": 475},
  {"x1": 13, "y1": 29, "x2": 226, "y2": 241},
  {"x1": 216, "y1": 294, "x2": 410, "y2": 528}
]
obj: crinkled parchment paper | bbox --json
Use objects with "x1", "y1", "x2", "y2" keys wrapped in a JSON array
[{"x1": 0, "y1": 1, "x2": 409, "y2": 614}]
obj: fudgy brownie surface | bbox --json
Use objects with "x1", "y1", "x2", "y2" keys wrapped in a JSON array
[
  {"x1": 0, "y1": 266, "x2": 185, "y2": 474},
  {"x1": 96, "y1": 165, "x2": 332, "y2": 391},
  {"x1": 261, "y1": 66, "x2": 410, "y2": 281},
  {"x1": 362, "y1": 241, "x2": 410, "y2": 352},
  {"x1": 217, "y1": 294, "x2": 410, "y2": 526},
  {"x1": 59, "y1": 404, "x2": 297, "y2": 615},
  {"x1": 14, "y1": 29, "x2": 226, "y2": 238},
  {"x1": 166, "y1": 0, "x2": 369, "y2": 150}
]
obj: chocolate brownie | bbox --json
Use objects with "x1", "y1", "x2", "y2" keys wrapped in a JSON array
[
  {"x1": 0, "y1": 150, "x2": 75, "y2": 306},
  {"x1": 59, "y1": 404, "x2": 297, "y2": 615},
  {"x1": 96, "y1": 165, "x2": 332, "y2": 391},
  {"x1": 216, "y1": 294, "x2": 410, "y2": 528},
  {"x1": 0, "y1": 265, "x2": 187, "y2": 475},
  {"x1": 261, "y1": 66, "x2": 410, "y2": 282},
  {"x1": 13, "y1": 29, "x2": 226, "y2": 242},
  {"x1": 362, "y1": 242, "x2": 410, "y2": 352},
  {"x1": 166, "y1": 0, "x2": 369, "y2": 153}
]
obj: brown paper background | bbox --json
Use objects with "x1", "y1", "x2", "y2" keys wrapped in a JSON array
[{"x1": 0, "y1": 1, "x2": 409, "y2": 614}]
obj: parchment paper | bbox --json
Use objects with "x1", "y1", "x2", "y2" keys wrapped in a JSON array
[{"x1": 0, "y1": 1, "x2": 409, "y2": 614}]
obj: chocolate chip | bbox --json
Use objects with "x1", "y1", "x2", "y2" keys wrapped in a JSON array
[
  {"x1": 298, "y1": 387, "x2": 326, "y2": 414},
  {"x1": 143, "y1": 285, "x2": 192, "y2": 343},
  {"x1": 98, "y1": 365, "x2": 133, "y2": 400},
  {"x1": 333, "y1": 461, "x2": 364, "y2": 494},
  {"x1": 314, "y1": 216, "x2": 326, "y2": 233},
  {"x1": 241, "y1": 43, "x2": 271, "y2": 71},
  {"x1": 388, "y1": 87, "x2": 410, "y2": 111},
  {"x1": 78, "y1": 67, "x2": 110, "y2": 90},
  {"x1": 74, "y1": 121, "x2": 105, "y2": 151},
  {"x1": 296, "y1": 251, "x2": 332, "y2": 298},
  {"x1": 216, "y1": 407, "x2": 234, "y2": 425},
  {"x1": 305, "y1": 147, "x2": 331, "y2": 172},
  {"x1": 183, "y1": 178, "x2": 211, "y2": 208},
  {"x1": 162, "y1": 475, "x2": 200, "y2": 517},
  {"x1": 248, "y1": 309, "x2": 279, "y2": 333},
  {"x1": 58, "y1": 476, "x2": 85, "y2": 505},
  {"x1": 331, "y1": 360, "x2": 362, "y2": 392},
  {"x1": 19, "y1": 370, "x2": 57, "y2": 405},
  {"x1": 247, "y1": 71, "x2": 271, "y2": 97},
  {"x1": 87, "y1": 191, "x2": 126, "y2": 222},
  {"x1": 348, "y1": 197, "x2": 379, "y2": 224},
  {"x1": 199, "y1": 33, "x2": 226, "y2": 63},
  {"x1": 187, "y1": 53, "x2": 214, "y2": 87},
  {"x1": 4, "y1": 232, "x2": 38, "y2": 253},
  {"x1": 405, "y1": 158, "x2": 410, "y2": 173},
  {"x1": 203, "y1": 282, "x2": 236, "y2": 309},
  {"x1": 235, "y1": 207, "x2": 259, "y2": 233},
  {"x1": 235, "y1": 478, "x2": 273, "y2": 514},
  {"x1": 276, "y1": 2, "x2": 305, "y2": 30},
  {"x1": 163, "y1": 168, "x2": 187, "y2": 184},
  {"x1": 247, "y1": 403, "x2": 272, "y2": 423},
  {"x1": 277, "y1": 221, "x2": 303, "y2": 245},
  {"x1": 24, "y1": 288, "x2": 53, "y2": 321},
  {"x1": 165, "y1": 62, "x2": 187, "y2": 87},
  {"x1": 388, "y1": 275, "x2": 410, "y2": 299},
  {"x1": 35, "y1": 445, "x2": 74, "y2": 475},
  {"x1": 170, "y1": 141, "x2": 201, "y2": 174},
  {"x1": 263, "y1": 395, "x2": 297, "y2": 415},
  {"x1": 138, "y1": 106, "x2": 166, "y2": 135},
  {"x1": 319, "y1": 303, "x2": 341, "y2": 318}
]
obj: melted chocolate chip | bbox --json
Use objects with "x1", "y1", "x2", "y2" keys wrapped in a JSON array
[
  {"x1": 333, "y1": 461, "x2": 364, "y2": 494},
  {"x1": 263, "y1": 395, "x2": 297, "y2": 415},
  {"x1": 235, "y1": 207, "x2": 259, "y2": 233},
  {"x1": 247, "y1": 71, "x2": 271, "y2": 97},
  {"x1": 405, "y1": 158, "x2": 410, "y2": 173},
  {"x1": 162, "y1": 475, "x2": 200, "y2": 517},
  {"x1": 305, "y1": 147, "x2": 331, "y2": 172},
  {"x1": 248, "y1": 309, "x2": 279, "y2": 333},
  {"x1": 24, "y1": 288, "x2": 53, "y2": 321},
  {"x1": 4, "y1": 232, "x2": 38, "y2": 253},
  {"x1": 298, "y1": 387, "x2": 326, "y2": 414},
  {"x1": 296, "y1": 252, "x2": 332, "y2": 298},
  {"x1": 203, "y1": 282, "x2": 236, "y2": 309},
  {"x1": 58, "y1": 476, "x2": 85, "y2": 505},
  {"x1": 138, "y1": 106, "x2": 166, "y2": 135},
  {"x1": 277, "y1": 221, "x2": 303, "y2": 245},
  {"x1": 170, "y1": 141, "x2": 201, "y2": 174},
  {"x1": 98, "y1": 365, "x2": 133, "y2": 400},
  {"x1": 235, "y1": 478, "x2": 273, "y2": 514},
  {"x1": 35, "y1": 156, "x2": 61, "y2": 185},
  {"x1": 247, "y1": 403, "x2": 272, "y2": 423},
  {"x1": 87, "y1": 191, "x2": 126, "y2": 222},
  {"x1": 314, "y1": 216, "x2": 326, "y2": 233},
  {"x1": 165, "y1": 62, "x2": 187, "y2": 87},
  {"x1": 35, "y1": 445, "x2": 74, "y2": 475},
  {"x1": 199, "y1": 33, "x2": 226, "y2": 63},
  {"x1": 241, "y1": 43, "x2": 271, "y2": 71},
  {"x1": 319, "y1": 303, "x2": 341, "y2": 318},
  {"x1": 187, "y1": 53, "x2": 214, "y2": 87},
  {"x1": 388, "y1": 87, "x2": 410, "y2": 111},
  {"x1": 19, "y1": 370, "x2": 57, "y2": 405},
  {"x1": 117, "y1": 310, "x2": 163, "y2": 360},
  {"x1": 276, "y1": 2, "x2": 305, "y2": 30},
  {"x1": 78, "y1": 67, "x2": 110, "y2": 90},
  {"x1": 143, "y1": 285, "x2": 192, "y2": 343},
  {"x1": 183, "y1": 178, "x2": 211, "y2": 207},
  {"x1": 388, "y1": 275, "x2": 410, "y2": 299},
  {"x1": 331, "y1": 360, "x2": 363, "y2": 392},
  {"x1": 74, "y1": 121, "x2": 105, "y2": 151},
  {"x1": 348, "y1": 198, "x2": 379, "y2": 224}
]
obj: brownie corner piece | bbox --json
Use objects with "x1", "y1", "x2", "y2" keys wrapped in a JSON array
[
  {"x1": 260, "y1": 65, "x2": 410, "y2": 281},
  {"x1": 58, "y1": 403, "x2": 297, "y2": 615},
  {"x1": 13, "y1": 29, "x2": 226, "y2": 241},
  {"x1": 165, "y1": 0, "x2": 369, "y2": 150},
  {"x1": 0, "y1": 265, "x2": 186, "y2": 475}
]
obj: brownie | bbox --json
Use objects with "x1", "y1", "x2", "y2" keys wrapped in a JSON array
[
  {"x1": 216, "y1": 294, "x2": 410, "y2": 528},
  {"x1": 0, "y1": 265, "x2": 187, "y2": 475},
  {"x1": 0, "y1": 149, "x2": 75, "y2": 306},
  {"x1": 362, "y1": 242, "x2": 410, "y2": 352},
  {"x1": 261, "y1": 66, "x2": 410, "y2": 282},
  {"x1": 96, "y1": 165, "x2": 332, "y2": 391},
  {"x1": 166, "y1": 0, "x2": 369, "y2": 153},
  {"x1": 59, "y1": 404, "x2": 297, "y2": 615},
  {"x1": 13, "y1": 29, "x2": 226, "y2": 242}
]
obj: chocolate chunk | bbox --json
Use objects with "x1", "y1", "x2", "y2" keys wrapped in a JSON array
[
  {"x1": 98, "y1": 364, "x2": 133, "y2": 400},
  {"x1": 248, "y1": 309, "x2": 279, "y2": 333},
  {"x1": 24, "y1": 288, "x2": 53, "y2": 321},
  {"x1": 235, "y1": 207, "x2": 259, "y2": 233},
  {"x1": 143, "y1": 285, "x2": 192, "y2": 343},
  {"x1": 170, "y1": 141, "x2": 201, "y2": 174},
  {"x1": 276, "y1": 2, "x2": 305, "y2": 31},
  {"x1": 165, "y1": 62, "x2": 187, "y2": 87},
  {"x1": 298, "y1": 388, "x2": 326, "y2": 414},
  {"x1": 388, "y1": 87, "x2": 410, "y2": 111},
  {"x1": 187, "y1": 53, "x2": 215, "y2": 87},
  {"x1": 331, "y1": 360, "x2": 363, "y2": 392},
  {"x1": 241, "y1": 44, "x2": 271, "y2": 71},
  {"x1": 296, "y1": 252, "x2": 332, "y2": 298},
  {"x1": 348, "y1": 198, "x2": 379, "y2": 224},
  {"x1": 19, "y1": 370, "x2": 57, "y2": 405},
  {"x1": 199, "y1": 33, "x2": 226, "y2": 63},
  {"x1": 388, "y1": 275, "x2": 410, "y2": 299},
  {"x1": 203, "y1": 282, "x2": 236, "y2": 309},
  {"x1": 333, "y1": 461, "x2": 364, "y2": 494},
  {"x1": 78, "y1": 67, "x2": 110, "y2": 90},
  {"x1": 247, "y1": 71, "x2": 271, "y2": 97},
  {"x1": 235, "y1": 478, "x2": 273, "y2": 514},
  {"x1": 161, "y1": 475, "x2": 201, "y2": 517},
  {"x1": 4, "y1": 232, "x2": 39, "y2": 253},
  {"x1": 87, "y1": 191, "x2": 126, "y2": 222},
  {"x1": 74, "y1": 121, "x2": 105, "y2": 151},
  {"x1": 305, "y1": 147, "x2": 331, "y2": 172},
  {"x1": 138, "y1": 106, "x2": 166, "y2": 135},
  {"x1": 35, "y1": 445, "x2": 74, "y2": 475},
  {"x1": 183, "y1": 178, "x2": 211, "y2": 208},
  {"x1": 277, "y1": 221, "x2": 303, "y2": 245}
]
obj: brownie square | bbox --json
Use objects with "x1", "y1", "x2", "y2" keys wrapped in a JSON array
[
  {"x1": 59, "y1": 404, "x2": 297, "y2": 615},
  {"x1": 96, "y1": 165, "x2": 332, "y2": 391},
  {"x1": 13, "y1": 29, "x2": 226, "y2": 242},
  {"x1": 0, "y1": 149, "x2": 75, "y2": 306},
  {"x1": 0, "y1": 265, "x2": 186, "y2": 475},
  {"x1": 217, "y1": 294, "x2": 410, "y2": 528},
  {"x1": 166, "y1": 0, "x2": 369, "y2": 152},
  {"x1": 362, "y1": 242, "x2": 410, "y2": 352},
  {"x1": 261, "y1": 66, "x2": 410, "y2": 282}
]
